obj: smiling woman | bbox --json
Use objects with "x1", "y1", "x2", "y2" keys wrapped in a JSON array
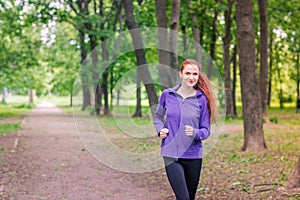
[{"x1": 153, "y1": 58, "x2": 218, "y2": 200}]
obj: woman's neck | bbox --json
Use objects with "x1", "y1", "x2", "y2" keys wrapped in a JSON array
[{"x1": 177, "y1": 85, "x2": 196, "y2": 99}]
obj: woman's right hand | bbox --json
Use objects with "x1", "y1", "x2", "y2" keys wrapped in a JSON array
[{"x1": 160, "y1": 128, "x2": 169, "y2": 138}]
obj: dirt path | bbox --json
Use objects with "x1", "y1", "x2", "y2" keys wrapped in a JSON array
[{"x1": 0, "y1": 102, "x2": 171, "y2": 200}]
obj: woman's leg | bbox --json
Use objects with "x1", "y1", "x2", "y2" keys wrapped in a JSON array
[
  {"x1": 180, "y1": 158, "x2": 202, "y2": 200},
  {"x1": 163, "y1": 157, "x2": 190, "y2": 200}
]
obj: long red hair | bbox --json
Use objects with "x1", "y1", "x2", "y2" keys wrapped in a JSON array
[{"x1": 180, "y1": 59, "x2": 218, "y2": 124}]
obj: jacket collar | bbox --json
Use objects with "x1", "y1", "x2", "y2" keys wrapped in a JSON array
[{"x1": 168, "y1": 84, "x2": 203, "y2": 97}]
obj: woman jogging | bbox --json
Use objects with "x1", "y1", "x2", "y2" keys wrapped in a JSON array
[{"x1": 154, "y1": 59, "x2": 218, "y2": 200}]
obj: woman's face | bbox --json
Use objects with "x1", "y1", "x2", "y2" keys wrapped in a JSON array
[{"x1": 180, "y1": 64, "x2": 199, "y2": 87}]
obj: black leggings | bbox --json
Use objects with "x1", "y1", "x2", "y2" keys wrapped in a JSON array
[{"x1": 163, "y1": 157, "x2": 202, "y2": 200}]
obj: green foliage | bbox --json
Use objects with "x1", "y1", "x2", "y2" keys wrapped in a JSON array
[{"x1": 0, "y1": 123, "x2": 19, "y2": 136}]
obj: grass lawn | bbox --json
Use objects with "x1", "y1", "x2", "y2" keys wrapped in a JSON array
[{"x1": 0, "y1": 103, "x2": 33, "y2": 136}]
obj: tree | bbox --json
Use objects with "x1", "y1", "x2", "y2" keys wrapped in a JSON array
[
  {"x1": 258, "y1": 0, "x2": 269, "y2": 118},
  {"x1": 236, "y1": 0, "x2": 267, "y2": 151},
  {"x1": 222, "y1": 0, "x2": 235, "y2": 118},
  {"x1": 169, "y1": 0, "x2": 181, "y2": 86},
  {"x1": 67, "y1": 0, "x2": 92, "y2": 110},
  {"x1": 122, "y1": 0, "x2": 158, "y2": 114},
  {"x1": 0, "y1": 1, "x2": 43, "y2": 104},
  {"x1": 155, "y1": 0, "x2": 172, "y2": 89}
]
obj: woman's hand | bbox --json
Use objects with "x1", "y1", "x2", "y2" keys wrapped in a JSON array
[
  {"x1": 184, "y1": 125, "x2": 194, "y2": 136},
  {"x1": 159, "y1": 128, "x2": 169, "y2": 138}
]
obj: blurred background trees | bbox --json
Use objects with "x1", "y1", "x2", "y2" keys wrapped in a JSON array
[{"x1": 1, "y1": 0, "x2": 299, "y2": 151}]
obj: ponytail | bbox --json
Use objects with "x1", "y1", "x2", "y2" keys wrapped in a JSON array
[{"x1": 196, "y1": 72, "x2": 218, "y2": 124}]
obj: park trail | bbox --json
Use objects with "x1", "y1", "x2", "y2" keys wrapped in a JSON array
[{"x1": 0, "y1": 101, "x2": 171, "y2": 200}]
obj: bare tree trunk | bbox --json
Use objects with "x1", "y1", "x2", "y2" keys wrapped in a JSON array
[
  {"x1": 236, "y1": 0, "x2": 267, "y2": 152},
  {"x1": 111, "y1": 2, "x2": 123, "y2": 110},
  {"x1": 75, "y1": 0, "x2": 91, "y2": 111},
  {"x1": 79, "y1": 28, "x2": 91, "y2": 110},
  {"x1": 296, "y1": 52, "x2": 300, "y2": 98},
  {"x1": 182, "y1": 25, "x2": 187, "y2": 52},
  {"x1": 277, "y1": 67, "x2": 284, "y2": 109},
  {"x1": 123, "y1": 0, "x2": 158, "y2": 114},
  {"x1": 169, "y1": 0, "x2": 180, "y2": 86},
  {"x1": 1, "y1": 88, "x2": 7, "y2": 104},
  {"x1": 87, "y1": 22, "x2": 101, "y2": 115},
  {"x1": 192, "y1": 22, "x2": 202, "y2": 64},
  {"x1": 223, "y1": 0, "x2": 235, "y2": 118},
  {"x1": 155, "y1": 0, "x2": 172, "y2": 89},
  {"x1": 28, "y1": 89, "x2": 34, "y2": 105},
  {"x1": 90, "y1": 0, "x2": 101, "y2": 115},
  {"x1": 133, "y1": 74, "x2": 142, "y2": 117},
  {"x1": 267, "y1": 30, "x2": 273, "y2": 106},
  {"x1": 232, "y1": 45, "x2": 237, "y2": 116},
  {"x1": 188, "y1": 0, "x2": 202, "y2": 65},
  {"x1": 207, "y1": 0, "x2": 219, "y2": 79},
  {"x1": 100, "y1": 0, "x2": 110, "y2": 115},
  {"x1": 258, "y1": 0, "x2": 269, "y2": 118}
]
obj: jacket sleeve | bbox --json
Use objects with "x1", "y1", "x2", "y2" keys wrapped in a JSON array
[
  {"x1": 193, "y1": 95, "x2": 211, "y2": 141},
  {"x1": 153, "y1": 90, "x2": 167, "y2": 136}
]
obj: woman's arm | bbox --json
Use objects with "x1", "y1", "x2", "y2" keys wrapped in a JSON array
[{"x1": 153, "y1": 91, "x2": 167, "y2": 136}]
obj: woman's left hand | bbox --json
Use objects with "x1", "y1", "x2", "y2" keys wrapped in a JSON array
[{"x1": 184, "y1": 125, "x2": 194, "y2": 136}]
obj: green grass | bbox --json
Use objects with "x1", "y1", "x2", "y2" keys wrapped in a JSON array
[
  {"x1": 0, "y1": 103, "x2": 33, "y2": 119},
  {"x1": 0, "y1": 101, "x2": 33, "y2": 136},
  {"x1": 0, "y1": 123, "x2": 20, "y2": 136}
]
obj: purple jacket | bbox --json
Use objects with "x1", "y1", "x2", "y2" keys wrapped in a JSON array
[{"x1": 153, "y1": 84, "x2": 211, "y2": 158}]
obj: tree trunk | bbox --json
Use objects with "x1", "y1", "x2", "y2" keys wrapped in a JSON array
[
  {"x1": 193, "y1": 21, "x2": 202, "y2": 64},
  {"x1": 83, "y1": 0, "x2": 102, "y2": 115},
  {"x1": 28, "y1": 89, "x2": 34, "y2": 105},
  {"x1": 1, "y1": 88, "x2": 7, "y2": 104},
  {"x1": 89, "y1": 31, "x2": 101, "y2": 115},
  {"x1": 169, "y1": 0, "x2": 180, "y2": 86},
  {"x1": 267, "y1": 30, "x2": 273, "y2": 106},
  {"x1": 111, "y1": 2, "x2": 123, "y2": 110},
  {"x1": 223, "y1": 0, "x2": 235, "y2": 118},
  {"x1": 79, "y1": 28, "x2": 91, "y2": 110},
  {"x1": 296, "y1": 52, "x2": 300, "y2": 98},
  {"x1": 188, "y1": 0, "x2": 202, "y2": 66},
  {"x1": 258, "y1": 0, "x2": 269, "y2": 118},
  {"x1": 101, "y1": 42, "x2": 110, "y2": 115},
  {"x1": 123, "y1": 0, "x2": 158, "y2": 114},
  {"x1": 182, "y1": 25, "x2": 187, "y2": 52},
  {"x1": 100, "y1": 0, "x2": 110, "y2": 115},
  {"x1": 277, "y1": 68, "x2": 284, "y2": 109},
  {"x1": 133, "y1": 74, "x2": 142, "y2": 117},
  {"x1": 207, "y1": 0, "x2": 219, "y2": 79},
  {"x1": 236, "y1": 0, "x2": 267, "y2": 152},
  {"x1": 70, "y1": 90, "x2": 73, "y2": 107},
  {"x1": 155, "y1": 0, "x2": 172, "y2": 89},
  {"x1": 76, "y1": 0, "x2": 91, "y2": 111},
  {"x1": 232, "y1": 45, "x2": 237, "y2": 116}
]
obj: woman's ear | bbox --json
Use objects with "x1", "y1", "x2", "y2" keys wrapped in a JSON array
[{"x1": 179, "y1": 70, "x2": 182, "y2": 78}]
